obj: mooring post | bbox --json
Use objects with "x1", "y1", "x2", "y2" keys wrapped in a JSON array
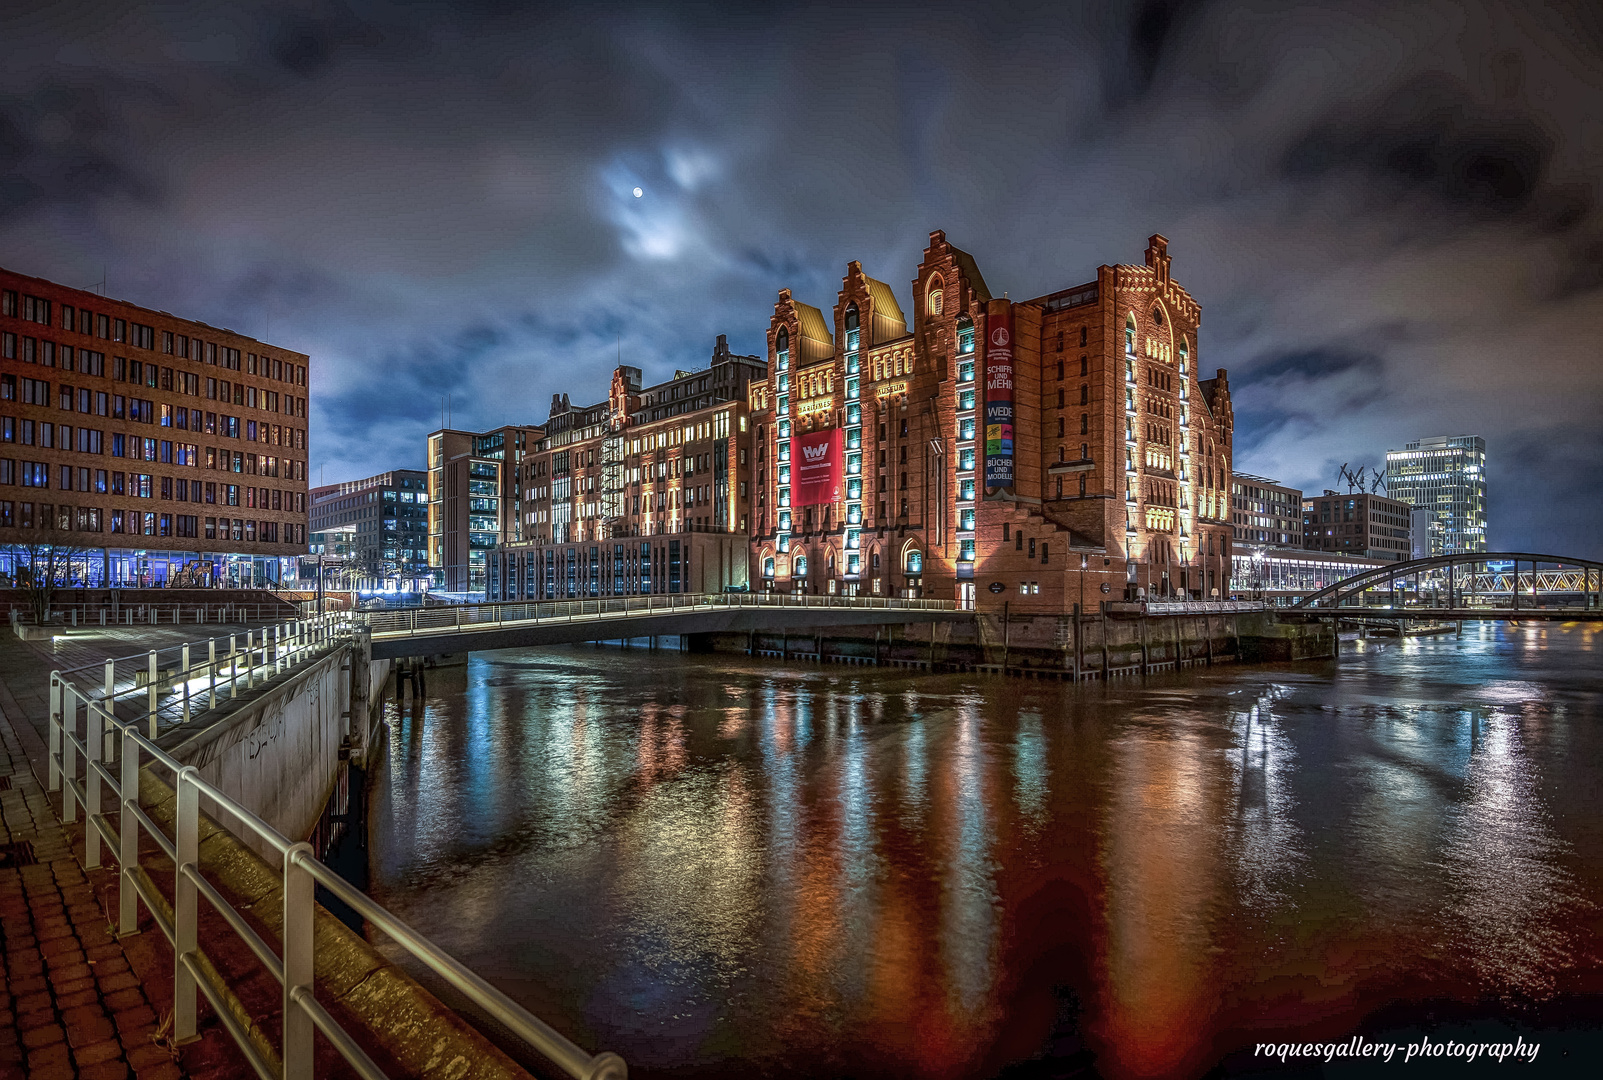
[
  {"x1": 1100, "y1": 605, "x2": 1109, "y2": 678},
  {"x1": 349, "y1": 628, "x2": 371, "y2": 751}
]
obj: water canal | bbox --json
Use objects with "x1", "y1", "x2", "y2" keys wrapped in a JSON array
[{"x1": 367, "y1": 624, "x2": 1603, "y2": 1078}]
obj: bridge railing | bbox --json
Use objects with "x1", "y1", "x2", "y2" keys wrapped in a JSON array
[
  {"x1": 48, "y1": 616, "x2": 627, "y2": 1080},
  {"x1": 364, "y1": 590, "x2": 958, "y2": 636}
]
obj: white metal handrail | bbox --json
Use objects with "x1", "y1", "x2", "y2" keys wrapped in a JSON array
[
  {"x1": 9, "y1": 601, "x2": 297, "y2": 629},
  {"x1": 48, "y1": 614, "x2": 626, "y2": 1080}
]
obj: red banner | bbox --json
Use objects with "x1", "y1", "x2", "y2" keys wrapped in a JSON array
[
  {"x1": 793, "y1": 428, "x2": 843, "y2": 507},
  {"x1": 984, "y1": 302, "x2": 1015, "y2": 491}
]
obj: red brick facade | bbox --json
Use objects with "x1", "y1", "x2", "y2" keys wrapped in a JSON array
[{"x1": 748, "y1": 232, "x2": 1234, "y2": 613}]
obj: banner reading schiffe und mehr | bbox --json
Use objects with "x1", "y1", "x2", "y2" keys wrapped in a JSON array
[{"x1": 984, "y1": 302, "x2": 1015, "y2": 492}]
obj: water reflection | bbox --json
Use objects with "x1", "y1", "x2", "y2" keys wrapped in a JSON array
[{"x1": 368, "y1": 626, "x2": 1603, "y2": 1079}]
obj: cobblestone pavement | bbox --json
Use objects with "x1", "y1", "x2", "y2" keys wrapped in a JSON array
[{"x1": 1, "y1": 628, "x2": 249, "y2": 1080}]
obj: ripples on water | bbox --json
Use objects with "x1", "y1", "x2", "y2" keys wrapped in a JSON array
[{"x1": 368, "y1": 623, "x2": 1603, "y2": 1078}]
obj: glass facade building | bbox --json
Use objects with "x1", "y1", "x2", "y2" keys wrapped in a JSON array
[{"x1": 1384, "y1": 435, "x2": 1487, "y2": 555}]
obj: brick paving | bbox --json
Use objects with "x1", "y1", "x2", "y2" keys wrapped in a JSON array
[{"x1": 1, "y1": 628, "x2": 250, "y2": 1080}]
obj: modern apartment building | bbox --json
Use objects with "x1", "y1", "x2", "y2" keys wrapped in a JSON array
[
  {"x1": 488, "y1": 335, "x2": 765, "y2": 600},
  {"x1": 747, "y1": 232, "x2": 1235, "y2": 611},
  {"x1": 1, "y1": 267, "x2": 310, "y2": 587},
  {"x1": 1230, "y1": 473, "x2": 1303, "y2": 549},
  {"x1": 1384, "y1": 435, "x2": 1487, "y2": 555},
  {"x1": 308, "y1": 469, "x2": 429, "y2": 587},
  {"x1": 1302, "y1": 490, "x2": 1414, "y2": 561}
]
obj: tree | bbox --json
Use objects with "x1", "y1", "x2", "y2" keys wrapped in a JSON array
[{"x1": 13, "y1": 542, "x2": 85, "y2": 624}]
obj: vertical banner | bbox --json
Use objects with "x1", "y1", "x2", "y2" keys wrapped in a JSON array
[
  {"x1": 794, "y1": 427, "x2": 843, "y2": 506},
  {"x1": 984, "y1": 303, "x2": 1015, "y2": 491}
]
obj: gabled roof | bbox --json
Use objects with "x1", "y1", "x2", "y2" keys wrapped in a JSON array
[
  {"x1": 864, "y1": 276, "x2": 908, "y2": 345},
  {"x1": 794, "y1": 300, "x2": 835, "y2": 366},
  {"x1": 949, "y1": 245, "x2": 992, "y2": 304}
]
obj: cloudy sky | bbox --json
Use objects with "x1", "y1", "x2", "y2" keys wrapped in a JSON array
[{"x1": 3, "y1": 0, "x2": 1600, "y2": 555}]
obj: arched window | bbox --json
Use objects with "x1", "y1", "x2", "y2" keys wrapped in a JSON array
[
  {"x1": 1125, "y1": 315, "x2": 1136, "y2": 356},
  {"x1": 763, "y1": 557, "x2": 775, "y2": 578},
  {"x1": 794, "y1": 555, "x2": 808, "y2": 578},
  {"x1": 776, "y1": 327, "x2": 789, "y2": 372},
  {"x1": 956, "y1": 315, "x2": 975, "y2": 355},
  {"x1": 1151, "y1": 305, "x2": 1164, "y2": 327},
  {"x1": 844, "y1": 305, "x2": 860, "y2": 355},
  {"x1": 905, "y1": 549, "x2": 923, "y2": 574},
  {"x1": 928, "y1": 288, "x2": 943, "y2": 316},
  {"x1": 1177, "y1": 339, "x2": 1188, "y2": 373}
]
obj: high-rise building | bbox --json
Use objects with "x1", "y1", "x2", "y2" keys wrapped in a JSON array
[
  {"x1": 2, "y1": 267, "x2": 310, "y2": 587},
  {"x1": 488, "y1": 336, "x2": 764, "y2": 600},
  {"x1": 746, "y1": 232, "x2": 1235, "y2": 609},
  {"x1": 1384, "y1": 435, "x2": 1487, "y2": 554},
  {"x1": 1301, "y1": 490, "x2": 1414, "y2": 561},
  {"x1": 309, "y1": 469, "x2": 429, "y2": 587},
  {"x1": 1230, "y1": 473, "x2": 1303, "y2": 549}
]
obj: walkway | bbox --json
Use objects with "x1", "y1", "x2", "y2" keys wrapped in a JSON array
[{"x1": 0, "y1": 628, "x2": 242, "y2": 1079}]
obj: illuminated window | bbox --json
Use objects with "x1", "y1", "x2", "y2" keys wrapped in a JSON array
[
  {"x1": 956, "y1": 316, "x2": 975, "y2": 355},
  {"x1": 928, "y1": 288, "x2": 943, "y2": 316},
  {"x1": 1125, "y1": 314, "x2": 1136, "y2": 356}
]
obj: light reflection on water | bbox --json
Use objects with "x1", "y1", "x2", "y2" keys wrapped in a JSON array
[{"x1": 369, "y1": 625, "x2": 1603, "y2": 1079}]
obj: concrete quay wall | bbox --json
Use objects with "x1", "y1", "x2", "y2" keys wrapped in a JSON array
[
  {"x1": 695, "y1": 609, "x2": 1334, "y2": 676},
  {"x1": 156, "y1": 643, "x2": 391, "y2": 860}
]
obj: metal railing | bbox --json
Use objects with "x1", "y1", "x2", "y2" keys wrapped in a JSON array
[
  {"x1": 366, "y1": 590, "x2": 958, "y2": 637},
  {"x1": 49, "y1": 614, "x2": 627, "y2": 1080},
  {"x1": 10, "y1": 602, "x2": 296, "y2": 628},
  {"x1": 1118, "y1": 600, "x2": 1267, "y2": 615}
]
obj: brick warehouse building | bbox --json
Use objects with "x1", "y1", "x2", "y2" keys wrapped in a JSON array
[
  {"x1": 748, "y1": 232, "x2": 1234, "y2": 612},
  {"x1": 487, "y1": 336, "x2": 763, "y2": 600},
  {"x1": 1, "y1": 268, "x2": 310, "y2": 587}
]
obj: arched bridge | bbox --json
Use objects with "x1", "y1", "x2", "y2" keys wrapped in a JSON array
[
  {"x1": 1292, "y1": 552, "x2": 1603, "y2": 620},
  {"x1": 362, "y1": 592, "x2": 968, "y2": 660}
]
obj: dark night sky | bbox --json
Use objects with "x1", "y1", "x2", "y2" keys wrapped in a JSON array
[{"x1": 3, "y1": 1, "x2": 1600, "y2": 555}]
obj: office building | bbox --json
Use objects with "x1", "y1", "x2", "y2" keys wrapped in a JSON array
[
  {"x1": 747, "y1": 232, "x2": 1235, "y2": 611},
  {"x1": 308, "y1": 469, "x2": 429, "y2": 588},
  {"x1": 1, "y1": 267, "x2": 310, "y2": 587},
  {"x1": 1384, "y1": 435, "x2": 1487, "y2": 554},
  {"x1": 1302, "y1": 490, "x2": 1413, "y2": 561},
  {"x1": 426, "y1": 424, "x2": 541, "y2": 593},
  {"x1": 1410, "y1": 506, "x2": 1434, "y2": 560},
  {"x1": 1230, "y1": 473, "x2": 1303, "y2": 549},
  {"x1": 488, "y1": 335, "x2": 764, "y2": 600}
]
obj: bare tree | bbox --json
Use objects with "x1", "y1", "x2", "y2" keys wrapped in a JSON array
[{"x1": 13, "y1": 542, "x2": 85, "y2": 624}]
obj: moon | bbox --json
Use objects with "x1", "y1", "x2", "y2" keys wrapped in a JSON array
[{"x1": 632, "y1": 187, "x2": 643, "y2": 198}]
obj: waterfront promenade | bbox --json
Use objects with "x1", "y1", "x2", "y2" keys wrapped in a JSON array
[{"x1": 0, "y1": 626, "x2": 244, "y2": 1079}]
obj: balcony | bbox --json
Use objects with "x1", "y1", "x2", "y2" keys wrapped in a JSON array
[{"x1": 1047, "y1": 457, "x2": 1095, "y2": 475}]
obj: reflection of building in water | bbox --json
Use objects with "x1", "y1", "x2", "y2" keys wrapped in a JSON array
[
  {"x1": 1230, "y1": 547, "x2": 1390, "y2": 603},
  {"x1": 1100, "y1": 727, "x2": 1228, "y2": 1078}
]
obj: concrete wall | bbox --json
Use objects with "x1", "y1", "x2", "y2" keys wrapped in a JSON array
[
  {"x1": 700, "y1": 609, "x2": 1333, "y2": 675},
  {"x1": 158, "y1": 643, "x2": 391, "y2": 859}
]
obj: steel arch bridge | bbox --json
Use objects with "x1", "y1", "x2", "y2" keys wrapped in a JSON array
[{"x1": 1292, "y1": 552, "x2": 1603, "y2": 619}]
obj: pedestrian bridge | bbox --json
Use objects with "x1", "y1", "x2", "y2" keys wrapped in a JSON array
[
  {"x1": 363, "y1": 592, "x2": 966, "y2": 660},
  {"x1": 1292, "y1": 552, "x2": 1603, "y2": 619}
]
